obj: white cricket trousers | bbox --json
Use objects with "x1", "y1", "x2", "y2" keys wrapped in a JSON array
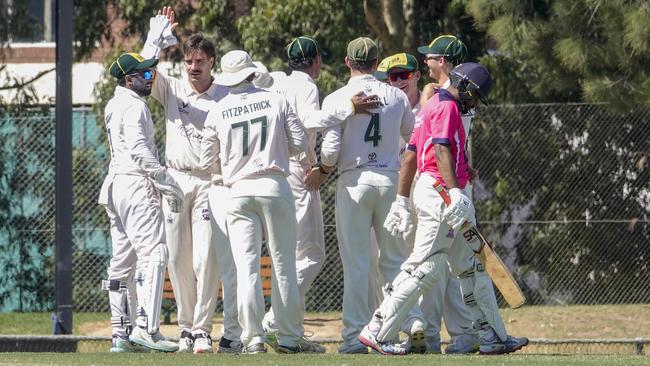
[
  {"x1": 417, "y1": 179, "x2": 476, "y2": 342},
  {"x1": 104, "y1": 174, "x2": 166, "y2": 335},
  {"x1": 162, "y1": 169, "x2": 218, "y2": 335},
  {"x1": 227, "y1": 175, "x2": 303, "y2": 348},
  {"x1": 207, "y1": 184, "x2": 242, "y2": 342},
  {"x1": 336, "y1": 170, "x2": 407, "y2": 345}
]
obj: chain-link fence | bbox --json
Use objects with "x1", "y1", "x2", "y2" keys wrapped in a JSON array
[{"x1": 0, "y1": 103, "x2": 648, "y2": 314}]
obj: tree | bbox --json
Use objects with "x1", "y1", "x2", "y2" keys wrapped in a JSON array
[{"x1": 467, "y1": 0, "x2": 650, "y2": 110}]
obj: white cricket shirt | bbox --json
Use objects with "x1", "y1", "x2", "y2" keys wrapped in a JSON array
[
  {"x1": 320, "y1": 74, "x2": 414, "y2": 182},
  {"x1": 152, "y1": 74, "x2": 229, "y2": 174},
  {"x1": 200, "y1": 82, "x2": 307, "y2": 190}
]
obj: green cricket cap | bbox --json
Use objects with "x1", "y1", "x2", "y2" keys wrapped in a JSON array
[
  {"x1": 109, "y1": 52, "x2": 159, "y2": 79},
  {"x1": 347, "y1": 37, "x2": 379, "y2": 62},
  {"x1": 417, "y1": 35, "x2": 468, "y2": 64},
  {"x1": 287, "y1": 36, "x2": 328, "y2": 61},
  {"x1": 374, "y1": 53, "x2": 418, "y2": 80}
]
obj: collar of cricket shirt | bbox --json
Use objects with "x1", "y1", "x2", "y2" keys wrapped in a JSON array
[
  {"x1": 115, "y1": 85, "x2": 146, "y2": 102},
  {"x1": 290, "y1": 70, "x2": 314, "y2": 84},
  {"x1": 347, "y1": 74, "x2": 376, "y2": 85}
]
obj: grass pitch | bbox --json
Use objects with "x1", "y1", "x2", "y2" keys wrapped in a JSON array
[{"x1": 0, "y1": 353, "x2": 649, "y2": 366}]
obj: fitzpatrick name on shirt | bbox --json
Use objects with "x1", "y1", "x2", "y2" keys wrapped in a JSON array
[{"x1": 222, "y1": 100, "x2": 272, "y2": 119}]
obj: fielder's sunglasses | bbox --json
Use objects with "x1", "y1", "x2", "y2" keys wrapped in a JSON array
[
  {"x1": 130, "y1": 69, "x2": 156, "y2": 81},
  {"x1": 388, "y1": 70, "x2": 414, "y2": 82}
]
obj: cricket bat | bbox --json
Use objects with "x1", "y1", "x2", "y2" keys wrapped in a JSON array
[{"x1": 432, "y1": 181, "x2": 526, "y2": 309}]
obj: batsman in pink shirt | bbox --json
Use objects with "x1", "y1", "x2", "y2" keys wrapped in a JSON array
[{"x1": 359, "y1": 62, "x2": 529, "y2": 355}]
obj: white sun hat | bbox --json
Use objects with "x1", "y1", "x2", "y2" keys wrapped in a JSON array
[{"x1": 214, "y1": 50, "x2": 261, "y2": 86}]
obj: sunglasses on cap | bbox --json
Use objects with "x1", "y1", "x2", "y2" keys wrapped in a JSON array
[
  {"x1": 424, "y1": 55, "x2": 444, "y2": 62},
  {"x1": 129, "y1": 69, "x2": 156, "y2": 81},
  {"x1": 388, "y1": 70, "x2": 414, "y2": 82}
]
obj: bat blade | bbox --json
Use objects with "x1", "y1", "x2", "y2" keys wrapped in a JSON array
[{"x1": 432, "y1": 181, "x2": 526, "y2": 308}]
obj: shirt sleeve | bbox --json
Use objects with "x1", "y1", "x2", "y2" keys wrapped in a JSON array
[
  {"x1": 430, "y1": 101, "x2": 460, "y2": 146},
  {"x1": 123, "y1": 103, "x2": 163, "y2": 175},
  {"x1": 282, "y1": 97, "x2": 308, "y2": 157},
  {"x1": 299, "y1": 83, "x2": 354, "y2": 132},
  {"x1": 406, "y1": 122, "x2": 421, "y2": 152},
  {"x1": 151, "y1": 70, "x2": 171, "y2": 106}
]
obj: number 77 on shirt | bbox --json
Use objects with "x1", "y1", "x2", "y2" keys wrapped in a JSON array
[{"x1": 432, "y1": 180, "x2": 526, "y2": 309}]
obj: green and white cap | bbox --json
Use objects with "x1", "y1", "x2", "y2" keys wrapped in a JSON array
[
  {"x1": 417, "y1": 35, "x2": 467, "y2": 65},
  {"x1": 287, "y1": 36, "x2": 328, "y2": 61},
  {"x1": 346, "y1": 37, "x2": 379, "y2": 62},
  {"x1": 374, "y1": 53, "x2": 418, "y2": 80},
  {"x1": 109, "y1": 52, "x2": 159, "y2": 79}
]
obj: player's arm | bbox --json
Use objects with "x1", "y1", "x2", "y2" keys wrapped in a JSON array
[
  {"x1": 123, "y1": 104, "x2": 164, "y2": 174},
  {"x1": 399, "y1": 94, "x2": 415, "y2": 141},
  {"x1": 397, "y1": 149, "x2": 418, "y2": 196},
  {"x1": 140, "y1": 7, "x2": 177, "y2": 103},
  {"x1": 283, "y1": 99, "x2": 308, "y2": 156},
  {"x1": 302, "y1": 87, "x2": 383, "y2": 131},
  {"x1": 198, "y1": 110, "x2": 221, "y2": 171}
]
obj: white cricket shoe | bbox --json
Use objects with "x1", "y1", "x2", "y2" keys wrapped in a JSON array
[
  {"x1": 193, "y1": 333, "x2": 213, "y2": 354},
  {"x1": 242, "y1": 342, "x2": 267, "y2": 354},
  {"x1": 358, "y1": 325, "x2": 408, "y2": 355},
  {"x1": 110, "y1": 336, "x2": 149, "y2": 353},
  {"x1": 177, "y1": 330, "x2": 193, "y2": 353},
  {"x1": 129, "y1": 326, "x2": 179, "y2": 352}
]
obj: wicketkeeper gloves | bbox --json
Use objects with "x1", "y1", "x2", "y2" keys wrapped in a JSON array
[
  {"x1": 152, "y1": 168, "x2": 184, "y2": 213},
  {"x1": 443, "y1": 188, "x2": 475, "y2": 230},
  {"x1": 143, "y1": 15, "x2": 177, "y2": 59},
  {"x1": 383, "y1": 195, "x2": 414, "y2": 240}
]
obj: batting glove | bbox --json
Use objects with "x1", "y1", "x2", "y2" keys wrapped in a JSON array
[
  {"x1": 152, "y1": 168, "x2": 183, "y2": 213},
  {"x1": 383, "y1": 195, "x2": 414, "y2": 240},
  {"x1": 442, "y1": 188, "x2": 475, "y2": 230}
]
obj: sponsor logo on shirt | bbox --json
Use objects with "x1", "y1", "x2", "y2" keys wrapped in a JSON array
[
  {"x1": 166, "y1": 213, "x2": 173, "y2": 223},
  {"x1": 178, "y1": 100, "x2": 189, "y2": 114},
  {"x1": 201, "y1": 208, "x2": 210, "y2": 221},
  {"x1": 368, "y1": 152, "x2": 377, "y2": 161},
  {"x1": 447, "y1": 228, "x2": 455, "y2": 238}
]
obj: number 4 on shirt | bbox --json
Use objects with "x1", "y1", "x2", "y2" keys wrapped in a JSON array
[
  {"x1": 364, "y1": 113, "x2": 381, "y2": 147},
  {"x1": 231, "y1": 116, "x2": 268, "y2": 156}
]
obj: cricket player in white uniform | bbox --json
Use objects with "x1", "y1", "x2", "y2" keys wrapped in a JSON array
[
  {"x1": 316, "y1": 37, "x2": 416, "y2": 354},
  {"x1": 359, "y1": 62, "x2": 528, "y2": 355},
  {"x1": 99, "y1": 52, "x2": 183, "y2": 353},
  {"x1": 200, "y1": 50, "x2": 317, "y2": 354},
  {"x1": 140, "y1": 9, "x2": 242, "y2": 353},
  {"x1": 262, "y1": 36, "x2": 384, "y2": 353}
]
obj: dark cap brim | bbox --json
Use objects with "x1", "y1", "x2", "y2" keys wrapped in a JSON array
[
  {"x1": 135, "y1": 58, "x2": 159, "y2": 71},
  {"x1": 417, "y1": 46, "x2": 434, "y2": 55}
]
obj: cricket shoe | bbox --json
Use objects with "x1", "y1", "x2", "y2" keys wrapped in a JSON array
[
  {"x1": 129, "y1": 326, "x2": 179, "y2": 352},
  {"x1": 242, "y1": 342, "x2": 267, "y2": 354},
  {"x1": 504, "y1": 335, "x2": 529, "y2": 354},
  {"x1": 477, "y1": 329, "x2": 506, "y2": 355},
  {"x1": 277, "y1": 336, "x2": 326, "y2": 354},
  {"x1": 338, "y1": 340, "x2": 376, "y2": 354},
  {"x1": 110, "y1": 336, "x2": 149, "y2": 353},
  {"x1": 406, "y1": 320, "x2": 426, "y2": 354},
  {"x1": 358, "y1": 326, "x2": 407, "y2": 355},
  {"x1": 193, "y1": 332, "x2": 213, "y2": 354},
  {"x1": 445, "y1": 334, "x2": 479, "y2": 354},
  {"x1": 217, "y1": 337, "x2": 243, "y2": 353},
  {"x1": 424, "y1": 336, "x2": 442, "y2": 354},
  {"x1": 177, "y1": 330, "x2": 194, "y2": 353},
  {"x1": 263, "y1": 317, "x2": 281, "y2": 352}
]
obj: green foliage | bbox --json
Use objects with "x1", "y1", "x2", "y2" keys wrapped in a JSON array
[{"x1": 468, "y1": 0, "x2": 650, "y2": 110}]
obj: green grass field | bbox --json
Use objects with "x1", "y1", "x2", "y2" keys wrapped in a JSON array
[{"x1": 0, "y1": 353, "x2": 649, "y2": 366}]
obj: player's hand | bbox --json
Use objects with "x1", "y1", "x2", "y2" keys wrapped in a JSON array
[
  {"x1": 304, "y1": 166, "x2": 329, "y2": 191},
  {"x1": 351, "y1": 92, "x2": 383, "y2": 115},
  {"x1": 420, "y1": 82, "x2": 441, "y2": 106},
  {"x1": 383, "y1": 195, "x2": 414, "y2": 240},
  {"x1": 158, "y1": 6, "x2": 178, "y2": 48},
  {"x1": 443, "y1": 188, "x2": 475, "y2": 230},
  {"x1": 152, "y1": 168, "x2": 184, "y2": 213}
]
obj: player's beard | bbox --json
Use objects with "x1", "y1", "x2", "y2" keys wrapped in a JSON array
[{"x1": 130, "y1": 78, "x2": 152, "y2": 97}]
